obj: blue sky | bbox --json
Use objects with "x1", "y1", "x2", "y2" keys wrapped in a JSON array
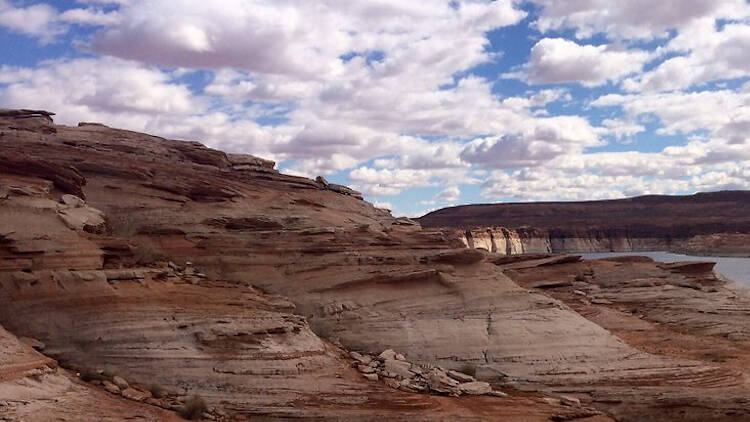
[{"x1": 1, "y1": 0, "x2": 749, "y2": 217}]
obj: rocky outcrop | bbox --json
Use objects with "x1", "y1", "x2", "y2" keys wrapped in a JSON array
[
  {"x1": 349, "y1": 349, "x2": 507, "y2": 398},
  {"x1": 0, "y1": 110, "x2": 609, "y2": 422},
  {"x1": 461, "y1": 227, "x2": 550, "y2": 255},
  {"x1": 499, "y1": 254, "x2": 750, "y2": 421},
  {"x1": 419, "y1": 192, "x2": 750, "y2": 256},
  {"x1": 4, "y1": 109, "x2": 750, "y2": 421}
]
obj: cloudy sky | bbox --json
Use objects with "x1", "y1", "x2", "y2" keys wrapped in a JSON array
[{"x1": 1, "y1": 0, "x2": 749, "y2": 216}]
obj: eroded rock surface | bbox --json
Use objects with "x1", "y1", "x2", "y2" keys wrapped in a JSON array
[
  {"x1": 418, "y1": 193, "x2": 750, "y2": 256},
  {"x1": 4, "y1": 110, "x2": 750, "y2": 421},
  {"x1": 0, "y1": 110, "x2": 613, "y2": 421}
]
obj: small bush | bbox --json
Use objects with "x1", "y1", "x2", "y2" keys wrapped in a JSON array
[
  {"x1": 150, "y1": 383, "x2": 167, "y2": 399},
  {"x1": 179, "y1": 395, "x2": 207, "y2": 420},
  {"x1": 80, "y1": 369, "x2": 105, "y2": 382},
  {"x1": 133, "y1": 243, "x2": 166, "y2": 266},
  {"x1": 458, "y1": 363, "x2": 477, "y2": 378},
  {"x1": 100, "y1": 367, "x2": 116, "y2": 379}
]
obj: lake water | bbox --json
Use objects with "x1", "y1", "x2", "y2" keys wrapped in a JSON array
[{"x1": 581, "y1": 251, "x2": 750, "y2": 286}]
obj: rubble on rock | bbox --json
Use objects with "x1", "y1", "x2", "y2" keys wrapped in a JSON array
[{"x1": 349, "y1": 349, "x2": 506, "y2": 399}]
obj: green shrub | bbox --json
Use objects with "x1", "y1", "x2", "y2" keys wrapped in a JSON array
[
  {"x1": 458, "y1": 363, "x2": 477, "y2": 378},
  {"x1": 133, "y1": 243, "x2": 165, "y2": 266},
  {"x1": 80, "y1": 369, "x2": 105, "y2": 382},
  {"x1": 179, "y1": 395, "x2": 207, "y2": 420},
  {"x1": 150, "y1": 383, "x2": 167, "y2": 399}
]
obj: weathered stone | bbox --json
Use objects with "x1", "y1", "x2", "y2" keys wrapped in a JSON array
[
  {"x1": 447, "y1": 370, "x2": 474, "y2": 383},
  {"x1": 349, "y1": 351, "x2": 372, "y2": 365},
  {"x1": 357, "y1": 365, "x2": 375, "y2": 374},
  {"x1": 458, "y1": 381, "x2": 492, "y2": 395},
  {"x1": 560, "y1": 395, "x2": 581, "y2": 407},
  {"x1": 384, "y1": 359, "x2": 412, "y2": 379},
  {"x1": 61, "y1": 194, "x2": 85, "y2": 207},
  {"x1": 362, "y1": 373, "x2": 378, "y2": 381},
  {"x1": 427, "y1": 369, "x2": 460, "y2": 396},
  {"x1": 378, "y1": 349, "x2": 397, "y2": 361},
  {"x1": 103, "y1": 380, "x2": 120, "y2": 394},
  {"x1": 112, "y1": 376, "x2": 129, "y2": 390},
  {"x1": 121, "y1": 387, "x2": 151, "y2": 401}
]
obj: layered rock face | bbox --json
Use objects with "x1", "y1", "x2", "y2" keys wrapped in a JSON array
[
  {"x1": 0, "y1": 110, "x2": 609, "y2": 421},
  {"x1": 418, "y1": 193, "x2": 750, "y2": 256},
  {"x1": 500, "y1": 254, "x2": 750, "y2": 422},
  {"x1": 461, "y1": 227, "x2": 551, "y2": 254},
  {"x1": 3, "y1": 109, "x2": 750, "y2": 421}
]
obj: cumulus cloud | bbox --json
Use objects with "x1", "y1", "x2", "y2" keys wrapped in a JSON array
[
  {"x1": 0, "y1": 0, "x2": 63, "y2": 42},
  {"x1": 530, "y1": 0, "x2": 750, "y2": 40},
  {"x1": 0, "y1": 1, "x2": 122, "y2": 42},
  {"x1": 624, "y1": 22, "x2": 750, "y2": 92},
  {"x1": 523, "y1": 38, "x2": 652, "y2": 86},
  {"x1": 593, "y1": 89, "x2": 750, "y2": 140},
  {"x1": 3, "y1": 1, "x2": 750, "y2": 206},
  {"x1": 91, "y1": 0, "x2": 526, "y2": 76},
  {"x1": 460, "y1": 116, "x2": 602, "y2": 168},
  {"x1": 436, "y1": 186, "x2": 461, "y2": 203},
  {"x1": 59, "y1": 8, "x2": 121, "y2": 26}
]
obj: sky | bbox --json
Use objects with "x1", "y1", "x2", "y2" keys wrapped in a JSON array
[{"x1": 1, "y1": 1, "x2": 749, "y2": 217}]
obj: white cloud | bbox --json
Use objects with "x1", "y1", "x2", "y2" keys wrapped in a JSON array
[
  {"x1": 436, "y1": 186, "x2": 461, "y2": 203},
  {"x1": 349, "y1": 167, "x2": 439, "y2": 196},
  {"x1": 91, "y1": 0, "x2": 526, "y2": 76},
  {"x1": 460, "y1": 116, "x2": 602, "y2": 168},
  {"x1": 0, "y1": 0, "x2": 63, "y2": 42},
  {"x1": 522, "y1": 38, "x2": 652, "y2": 86},
  {"x1": 60, "y1": 8, "x2": 121, "y2": 26},
  {"x1": 372, "y1": 201, "x2": 393, "y2": 211},
  {"x1": 593, "y1": 89, "x2": 750, "y2": 139},
  {"x1": 4, "y1": 2, "x2": 750, "y2": 207},
  {"x1": 599, "y1": 118, "x2": 646, "y2": 140},
  {"x1": 624, "y1": 22, "x2": 750, "y2": 92},
  {"x1": 530, "y1": 0, "x2": 750, "y2": 40}
]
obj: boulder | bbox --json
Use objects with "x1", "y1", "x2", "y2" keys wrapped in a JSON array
[
  {"x1": 61, "y1": 194, "x2": 85, "y2": 207},
  {"x1": 58, "y1": 206, "x2": 106, "y2": 233},
  {"x1": 112, "y1": 376, "x2": 129, "y2": 390},
  {"x1": 447, "y1": 370, "x2": 475, "y2": 383},
  {"x1": 426, "y1": 369, "x2": 460, "y2": 395},
  {"x1": 560, "y1": 395, "x2": 581, "y2": 407},
  {"x1": 458, "y1": 381, "x2": 492, "y2": 395},
  {"x1": 227, "y1": 153, "x2": 275, "y2": 170},
  {"x1": 362, "y1": 373, "x2": 378, "y2": 381},
  {"x1": 121, "y1": 387, "x2": 151, "y2": 401},
  {"x1": 103, "y1": 381, "x2": 120, "y2": 394},
  {"x1": 384, "y1": 359, "x2": 412, "y2": 379},
  {"x1": 357, "y1": 365, "x2": 375, "y2": 374},
  {"x1": 378, "y1": 349, "x2": 397, "y2": 361}
]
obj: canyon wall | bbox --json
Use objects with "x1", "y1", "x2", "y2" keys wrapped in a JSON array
[
  {"x1": 454, "y1": 227, "x2": 750, "y2": 256},
  {"x1": 419, "y1": 193, "x2": 750, "y2": 256},
  {"x1": 4, "y1": 109, "x2": 750, "y2": 421}
]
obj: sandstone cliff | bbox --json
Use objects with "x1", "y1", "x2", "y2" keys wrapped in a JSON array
[
  {"x1": 418, "y1": 193, "x2": 750, "y2": 256},
  {"x1": 2, "y1": 109, "x2": 750, "y2": 421}
]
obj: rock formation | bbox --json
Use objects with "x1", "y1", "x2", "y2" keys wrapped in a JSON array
[
  {"x1": 2, "y1": 109, "x2": 750, "y2": 421},
  {"x1": 418, "y1": 193, "x2": 750, "y2": 256}
]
